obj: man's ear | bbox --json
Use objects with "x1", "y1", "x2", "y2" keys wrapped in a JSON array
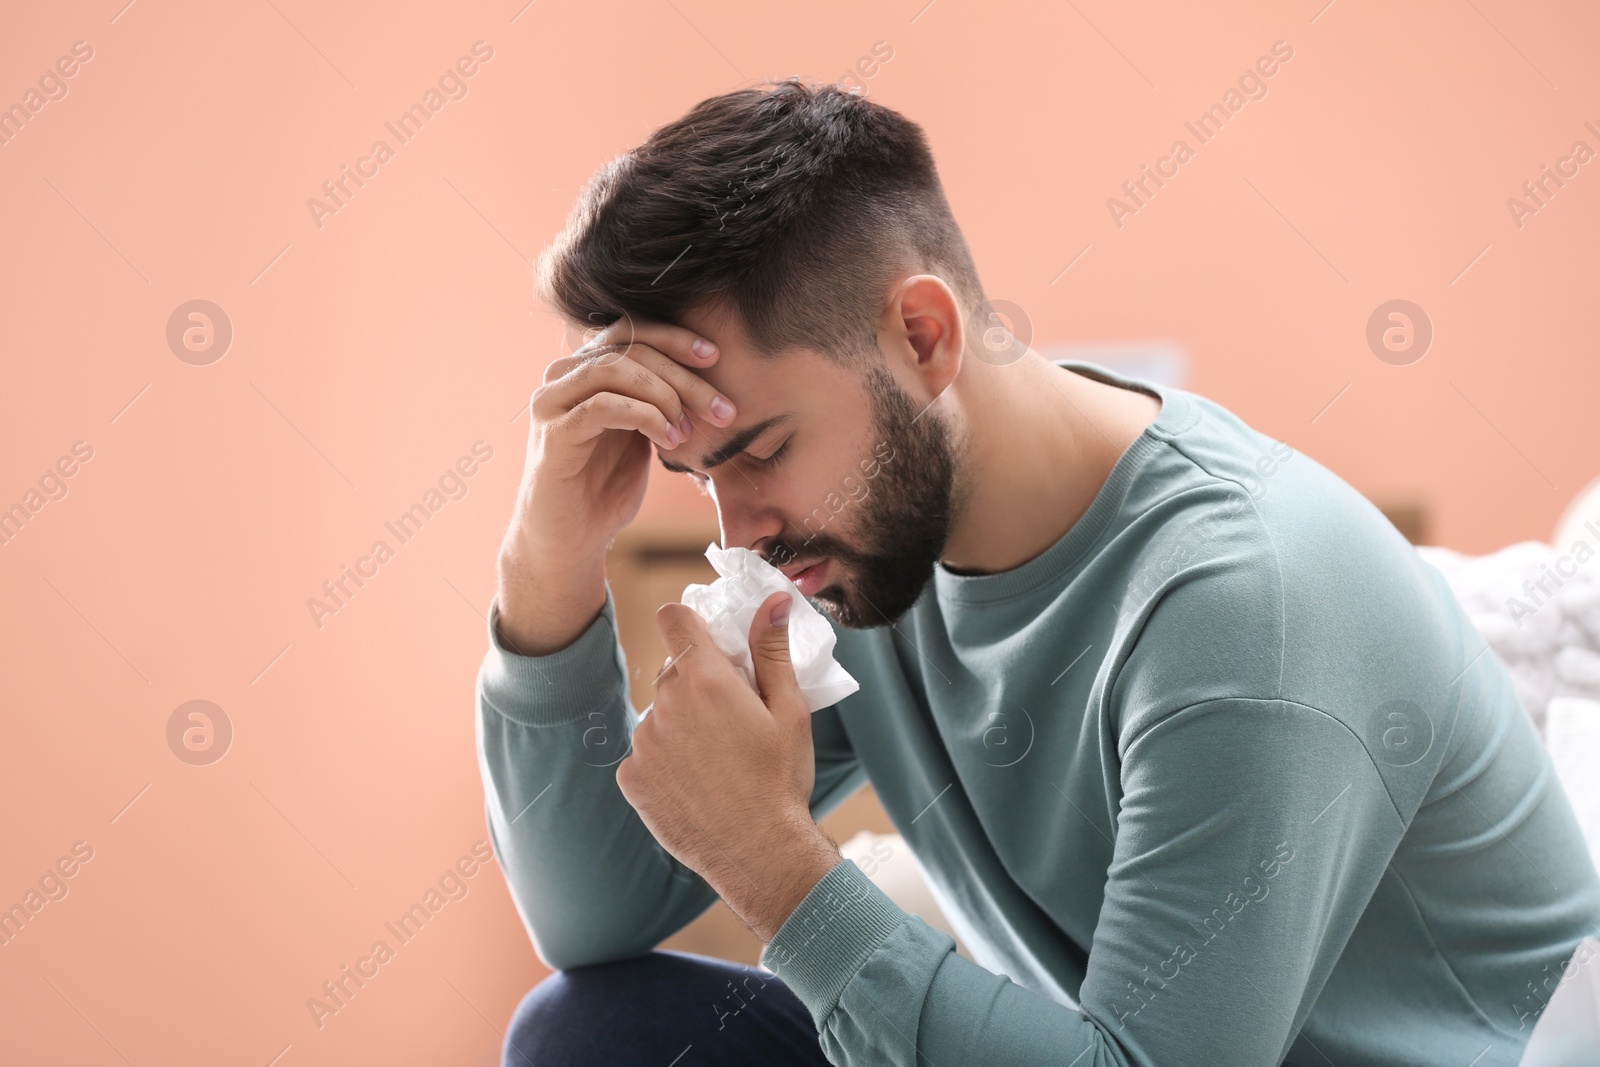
[{"x1": 880, "y1": 274, "x2": 963, "y2": 401}]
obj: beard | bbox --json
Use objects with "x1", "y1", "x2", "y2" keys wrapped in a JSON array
[{"x1": 766, "y1": 360, "x2": 964, "y2": 629}]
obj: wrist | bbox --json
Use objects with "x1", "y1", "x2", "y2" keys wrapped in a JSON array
[
  {"x1": 494, "y1": 553, "x2": 608, "y2": 657},
  {"x1": 722, "y1": 819, "x2": 842, "y2": 945},
  {"x1": 497, "y1": 537, "x2": 605, "y2": 585}
]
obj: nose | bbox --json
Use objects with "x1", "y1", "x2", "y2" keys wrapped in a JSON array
[{"x1": 705, "y1": 475, "x2": 787, "y2": 559}]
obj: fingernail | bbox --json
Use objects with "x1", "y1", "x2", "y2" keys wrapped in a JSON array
[
  {"x1": 678, "y1": 414, "x2": 693, "y2": 437},
  {"x1": 711, "y1": 396, "x2": 735, "y2": 421},
  {"x1": 692, "y1": 339, "x2": 717, "y2": 359},
  {"x1": 770, "y1": 597, "x2": 791, "y2": 627},
  {"x1": 665, "y1": 424, "x2": 682, "y2": 446}
]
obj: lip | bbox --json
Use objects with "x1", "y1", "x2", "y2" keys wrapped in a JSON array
[
  {"x1": 778, "y1": 558, "x2": 830, "y2": 596},
  {"x1": 777, "y1": 558, "x2": 820, "y2": 581}
]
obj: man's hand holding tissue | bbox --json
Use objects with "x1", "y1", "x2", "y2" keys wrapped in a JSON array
[{"x1": 615, "y1": 590, "x2": 843, "y2": 944}]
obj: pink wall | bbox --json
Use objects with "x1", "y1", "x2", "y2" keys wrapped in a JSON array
[{"x1": 2, "y1": 1, "x2": 1595, "y2": 1063}]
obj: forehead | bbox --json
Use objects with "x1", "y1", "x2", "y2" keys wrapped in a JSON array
[
  {"x1": 674, "y1": 303, "x2": 790, "y2": 396},
  {"x1": 674, "y1": 304, "x2": 861, "y2": 415},
  {"x1": 654, "y1": 305, "x2": 864, "y2": 468}
]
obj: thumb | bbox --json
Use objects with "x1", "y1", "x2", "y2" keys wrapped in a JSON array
[{"x1": 750, "y1": 591, "x2": 803, "y2": 712}]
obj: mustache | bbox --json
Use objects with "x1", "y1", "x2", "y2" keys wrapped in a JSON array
[{"x1": 764, "y1": 532, "x2": 860, "y2": 570}]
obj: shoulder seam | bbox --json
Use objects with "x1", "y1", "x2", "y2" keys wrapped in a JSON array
[
  {"x1": 1157, "y1": 434, "x2": 1290, "y2": 700},
  {"x1": 1122, "y1": 695, "x2": 1406, "y2": 822}
]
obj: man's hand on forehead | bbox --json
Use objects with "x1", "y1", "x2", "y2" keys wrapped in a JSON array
[{"x1": 555, "y1": 313, "x2": 740, "y2": 452}]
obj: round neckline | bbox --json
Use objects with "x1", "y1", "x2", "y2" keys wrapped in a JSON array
[{"x1": 931, "y1": 359, "x2": 1196, "y2": 607}]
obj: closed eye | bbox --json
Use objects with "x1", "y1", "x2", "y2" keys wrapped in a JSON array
[
  {"x1": 749, "y1": 439, "x2": 790, "y2": 469},
  {"x1": 687, "y1": 440, "x2": 789, "y2": 477},
  {"x1": 681, "y1": 439, "x2": 790, "y2": 493}
]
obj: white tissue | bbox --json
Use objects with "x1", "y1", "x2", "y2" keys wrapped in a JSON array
[{"x1": 679, "y1": 543, "x2": 860, "y2": 713}]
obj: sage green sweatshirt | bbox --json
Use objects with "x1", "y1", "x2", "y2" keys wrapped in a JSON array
[{"x1": 475, "y1": 359, "x2": 1600, "y2": 1066}]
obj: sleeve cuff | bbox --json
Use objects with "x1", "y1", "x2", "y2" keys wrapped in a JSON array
[
  {"x1": 760, "y1": 855, "x2": 910, "y2": 1030},
  {"x1": 478, "y1": 584, "x2": 628, "y2": 728}
]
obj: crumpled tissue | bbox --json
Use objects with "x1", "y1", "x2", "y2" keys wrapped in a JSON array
[{"x1": 679, "y1": 542, "x2": 859, "y2": 713}]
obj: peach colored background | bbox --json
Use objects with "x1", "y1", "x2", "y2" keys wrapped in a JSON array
[{"x1": 2, "y1": 0, "x2": 1596, "y2": 1063}]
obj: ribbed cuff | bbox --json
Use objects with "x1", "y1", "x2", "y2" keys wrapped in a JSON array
[
  {"x1": 760, "y1": 856, "x2": 909, "y2": 1030},
  {"x1": 477, "y1": 585, "x2": 626, "y2": 728}
]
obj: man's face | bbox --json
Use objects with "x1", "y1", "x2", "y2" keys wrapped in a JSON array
[{"x1": 654, "y1": 312, "x2": 961, "y2": 629}]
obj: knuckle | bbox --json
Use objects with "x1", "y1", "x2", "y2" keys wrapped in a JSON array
[
  {"x1": 541, "y1": 358, "x2": 569, "y2": 386},
  {"x1": 647, "y1": 700, "x2": 675, "y2": 733},
  {"x1": 548, "y1": 404, "x2": 576, "y2": 434},
  {"x1": 590, "y1": 340, "x2": 628, "y2": 366},
  {"x1": 659, "y1": 612, "x2": 694, "y2": 648},
  {"x1": 630, "y1": 364, "x2": 655, "y2": 394},
  {"x1": 686, "y1": 376, "x2": 718, "y2": 409},
  {"x1": 564, "y1": 394, "x2": 603, "y2": 429}
]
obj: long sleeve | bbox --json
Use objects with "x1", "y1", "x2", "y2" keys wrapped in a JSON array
[
  {"x1": 757, "y1": 361, "x2": 1600, "y2": 1065},
  {"x1": 475, "y1": 581, "x2": 867, "y2": 971},
  {"x1": 760, "y1": 697, "x2": 1403, "y2": 1067}
]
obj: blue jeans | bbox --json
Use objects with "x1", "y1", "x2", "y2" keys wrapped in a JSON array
[{"x1": 503, "y1": 950, "x2": 833, "y2": 1066}]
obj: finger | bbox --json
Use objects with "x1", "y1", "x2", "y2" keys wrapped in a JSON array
[
  {"x1": 614, "y1": 752, "x2": 638, "y2": 804},
  {"x1": 749, "y1": 591, "x2": 804, "y2": 714},
  {"x1": 551, "y1": 390, "x2": 682, "y2": 452},
  {"x1": 575, "y1": 316, "x2": 721, "y2": 372},
  {"x1": 539, "y1": 350, "x2": 688, "y2": 445},
  {"x1": 627, "y1": 340, "x2": 738, "y2": 430},
  {"x1": 537, "y1": 350, "x2": 738, "y2": 452},
  {"x1": 571, "y1": 336, "x2": 738, "y2": 432},
  {"x1": 654, "y1": 602, "x2": 709, "y2": 669},
  {"x1": 571, "y1": 318, "x2": 737, "y2": 428}
]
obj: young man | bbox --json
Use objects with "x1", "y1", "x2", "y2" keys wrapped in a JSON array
[{"x1": 477, "y1": 80, "x2": 1600, "y2": 1066}]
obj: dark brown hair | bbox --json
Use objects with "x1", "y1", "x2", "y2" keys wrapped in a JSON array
[{"x1": 536, "y1": 78, "x2": 986, "y2": 365}]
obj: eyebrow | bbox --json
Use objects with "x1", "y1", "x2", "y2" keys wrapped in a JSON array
[{"x1": 657, "y1": 413, "x2": 795, "y2": 474}]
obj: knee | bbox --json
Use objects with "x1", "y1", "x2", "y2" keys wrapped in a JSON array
[
  {"x1": 502, "y1": 955, "x2": 677, "y2": 1067},
  {"x1": 502, "y1": 971, "x2": 577, "y2": 1067},
  {"x1": 501, "y1": 952, "x2": 822, "y2": 1067}
]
